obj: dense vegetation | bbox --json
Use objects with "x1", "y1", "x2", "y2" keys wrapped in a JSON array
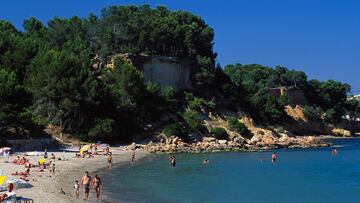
[{"x1": 0, "y1": 5, "x2": 358, "y2": 142}]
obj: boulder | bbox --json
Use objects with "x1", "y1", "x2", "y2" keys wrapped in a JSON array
[
  {"x1": 203, "y1": 137, "x2": 216, "y2": 142},
  {"x1": 250, "y1": 134, "x2": 262, "y2": 144},
  {"x1": 332, "y1": 128, "x2": 352, "y2": 137},
  {"x1": 278, "y1": 133, "x2": 290, "y2": 142},
  {"x1": 233, "y1": 136, "x2": 245, "y2": 144}
]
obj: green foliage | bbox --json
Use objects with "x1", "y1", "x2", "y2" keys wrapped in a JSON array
[
  {"x1": 303, "y1": 106, "x2": 322, "y2": 121},
  {"x1": 224, "y1": 64, "x2": 296, "y2": 123},
  {"x1": 181, "y1": 110, "x2": 202, "y2": 131},
  {"x1": 305, "y1": 79, "x2": 350, "y2": 124},
  {"x1": 91, "y1": 5, "x2": 215, "y2": 59},
  {"x1": 307, "y1": 79, "x2": 350, "y2": 110},
  {"x1": 0, "y1": 5, "x2": 356, "y2": 142},
  {"x1": 228, "y1": 117, "x2": 252, "y2": 138},
  {"x1": 88, "y1": 118, "x2": 115, "y2": 140},
  {"x1": 163, "y1": 123, "x2": 186, "y2": 137},
  {"x1": 185, "y1": 92, "x2": 215, "y2": 111},
  {"x1": 25, "y1": 47, "x2": 98, "y2": 132},
  {"x1": 210, "y1": 127, "x2": 228, "y2": 140},
  {"x1": 0, "y1": 69, "x2": 22, "y2": 124},
  {"x1": 345, "y1": 99, "x2": 360, "y2": 121}
]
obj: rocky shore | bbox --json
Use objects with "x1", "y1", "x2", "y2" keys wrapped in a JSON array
[{"x1": 122, "y1": 133, "x2": 331, "y2": 153}]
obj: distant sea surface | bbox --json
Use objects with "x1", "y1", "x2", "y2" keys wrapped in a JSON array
[{"x1": 98, "y1": 138, "x2": 360, "y2": 203}]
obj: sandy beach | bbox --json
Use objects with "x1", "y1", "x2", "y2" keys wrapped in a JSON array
[{"x1": 0, "y1": 149, "x2": 149, "y2": 203}]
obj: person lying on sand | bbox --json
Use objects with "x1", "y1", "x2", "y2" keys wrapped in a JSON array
[
  {"x1": 20, "y1": 176, "x2": 29, "y2": 181},
  {"x1": 12, "y1": 168, "x2": 30, "y2": 176},
  {"x1": 0, "y1": 193, "x2": 7, "y2": 201},
  {"x1": 25, "y1": 161, "x2": 35, "y2": 168},
  {"x1": 12, "y1": 156, "x2": 27, "y2": 165}
]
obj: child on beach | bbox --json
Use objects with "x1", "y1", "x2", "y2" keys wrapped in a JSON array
[
  {"x1": 73, "y1": 180, "x2": 80, "y2": 199},
  {"x1": 51, "y1": 163, "x2": 56, "y2": 174}
]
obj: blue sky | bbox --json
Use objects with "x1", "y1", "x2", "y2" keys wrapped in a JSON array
[{"x1": 1, "y1": 0, "x2": 359, "y2": 93}]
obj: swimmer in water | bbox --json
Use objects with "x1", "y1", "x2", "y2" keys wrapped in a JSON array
[
  {"x1": 271, "y1": 152, "x2": 277, "y2": 163},
  {"x1": 169, "y1": 156, "x2": 176, "y2": 167},
  {"x1": 203, "y1": 159, "x2": 209, "y2": 164},
  {"x1": 332, "y1": 148, "x2": 338, "y2": 155}
]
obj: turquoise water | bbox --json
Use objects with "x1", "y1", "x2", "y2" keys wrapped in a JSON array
[{"x1": 99, "y1": 139, "x2": 360, "y2": 203}]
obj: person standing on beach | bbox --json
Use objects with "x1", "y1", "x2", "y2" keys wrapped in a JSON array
[
  {"x1": 92, "y1": 174, "x2": 102, "y2": 202},
  {"x1": 44, "y1": 148, "x2": 48, "y2": 159},
  {"x1": 131, "y1": 150, "x2": 136, "y2": 164},
  {"x1": 51, "y1": 163, "x2": 56, "y2": 174},
  {"x1": 81, "y1": 171, "x2": 91, "y2": 201},
  {"x1": 107, "y1": 153, "x2": 113, "y2": 169},
  {"x1": 271, "y1": 152, "x2": 277, "y2": 163},
  {"x1": 74, "y1": 180, "x2": 80, "y2": 199}
]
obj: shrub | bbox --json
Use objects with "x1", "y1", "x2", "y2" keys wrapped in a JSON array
[
  {"x1": 88, "y1": 118, "x2": 115, "y2": 140},
  {"x1": 181, "y1": 110, "x2": 202, "y2": 131},
  {"x1": 163, "y1": 123, "x2": 186, "y2": 137},
  {"x1": 185, "y1": 92, "x2": 216, "y2": 111},
  {"x1": 210, "y1": 127, "x2": 228, "y2": 140},
  {"x1": 303, "y1": 105, "x2": 322, "y2": 121},
  {"x1": 228, "y1": 117, "x2": 252, "y2": 138}
]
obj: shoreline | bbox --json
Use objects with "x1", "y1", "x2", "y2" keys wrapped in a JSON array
[
  {"x1": 0, "y1": 149, "x2": 149, "y2": 203},
  {"x1": 54, "y1": 150, "x2": 150, "y2": 203},
  {"x1": 1, "y1": 136, "x2": 354, "y2": 202}
]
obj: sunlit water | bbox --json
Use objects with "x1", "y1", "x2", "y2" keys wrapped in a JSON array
[{"x1": 98, "y1": 138, "x2": 360, "y2": 203}]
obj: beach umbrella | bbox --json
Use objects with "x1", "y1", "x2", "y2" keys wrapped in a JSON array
[
  {"x1": 0, "y1": 147, "x2": 11, "y2": 154},
  {"x1": 38, "y1": 158, "x2": 46, "y2": 165},
  {"x1": 80, "y1": 145, "x2": 90, "y2": 154},
  {"x1": 0, "y1": 176, "x2": 5, "y2": 185}
]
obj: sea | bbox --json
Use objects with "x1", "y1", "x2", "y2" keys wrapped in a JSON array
[{"x1": 97, "y1": 138, "x2": 360, "y2": 203}]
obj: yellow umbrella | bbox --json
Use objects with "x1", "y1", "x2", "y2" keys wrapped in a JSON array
[
  {"x1": 0, "y1": 175, "x2": 5, "y2": 186},
  {"x1": 80, "y1": 145, "x2": 90, "y2": 154},
  {"x1": 38, "y1": 158, "x2": 46, "y2": 165}
]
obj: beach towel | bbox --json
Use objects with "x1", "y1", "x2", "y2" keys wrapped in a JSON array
[
  {"x1": 5, "y1": 179, "x2": 31, "y2": 189},
  {"x1": 1, "y1": 192, "x2": 16, "y2": 203},
  {"x1": 25, "y1": 151, "x2": 44, "y2": 156}
]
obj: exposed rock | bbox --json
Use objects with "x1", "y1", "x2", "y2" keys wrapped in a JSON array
[
  {"x1": 278, "y1": 133, "x2": 290, "y2": 142},
  {"x1": 202, "y1": 137, "x2": 216, "y2": 142},
  {"x1": 332, "y1": 128, "x2": 352, "y2": 137}
]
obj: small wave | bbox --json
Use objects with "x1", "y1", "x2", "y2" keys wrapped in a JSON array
[{"x1": 332, "y1": 145, "x2": 345, "y2": 148}]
